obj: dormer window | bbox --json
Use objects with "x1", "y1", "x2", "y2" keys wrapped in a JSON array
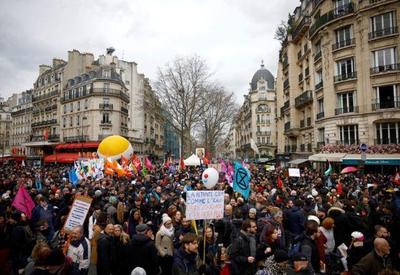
[{"x1": 103, "y1": 70, "x2": 111, "y2": 78}]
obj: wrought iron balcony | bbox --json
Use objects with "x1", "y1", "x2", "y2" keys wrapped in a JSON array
[
  {"x1": 48, "y1": 134, "x2": 60, "y2": 141},
  {"x1": 298, "y1": 73, "x2": 303, "y2": 83},
  {"x1": 44, "y1": 104, "x2": 57, "y2": 112},
  {"x1": 31, "y1": 119, "x2": 57, "y2": 128},
  {"x1": 370, "y1": 63, "x2": 400, "y2": 74},
  {"x1": 371, "y1": 98, "x2": 400, "y2": 110},
  {"x1": 281, "y1": 100, "x2": 290, "y2": 115},
  {"x1": 368, "y1": 26, "x2": 398, "y2": 40},
  {"x1": 295, "y1": 90, "x2": 313, "y2": 108},
  {"x1": 332, "y1": 38, "x2": 355, "y2": 51},
  {"x1": 292, "y1": 16, "x2": 311, "y2": 42},
  {"x1": 100, "y1": 120, "x2": 112, "y2": 126},
  {"x1": 315, "y1": 81, "x2": 323, "y2": 91},
  {"x1": 309, "y1": 2, "x2": 355, "y2": 37},
  {"x1": 283, "y1": 79, "x2": 290, "y2": 90},
  {"x1": 32, "y1": 91, "x2": 60, "y2": 102},
  {"x1": 121, "y1": 106, "x2": 129, "y2": 113},
  {"x1": 316, "y1": 112, "x2": 325, "y2": 119},
  {"x1": 62, "y1": 88, "x2": 130, "y2": 103},
  {"x1": 99, "y1": 103, "x2": 114, "y2": 110},
  {"x1": 256, "y1": 131, "x2": 271, "y2": 136},
  {"x1": 335, "y1": 105, "x2": 359, "y2": 115},
  {"x1": 334, "y1": 71, "x2": 357, "y2": 82},
  {"x1": 314, "y1": 51, "x2": 322, "y2": 62}
]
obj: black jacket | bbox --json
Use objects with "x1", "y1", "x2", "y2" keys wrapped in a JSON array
[
  {"x1": 97, "y1": 233, "x2": 116, "y2": 275},
  {"x1": 127, "y1": 234, "x2": 159, "y2": 275},
  {"x1": 230, "y1": 232, "x2": 256, "y2": 275},
  {"x1": 172, "y1": 247, "x2": 199, "y2": 275}
]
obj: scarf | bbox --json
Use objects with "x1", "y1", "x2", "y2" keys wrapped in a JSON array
[
  {"x1": 160, "y1": 225, "x2": 174, "y2": 238},
  {"x1": 241, "y1": 230, "x2": 256, "y2": 257},
  {"x1": 70, "y1": 237, "x2": 89, "y2": 259}
]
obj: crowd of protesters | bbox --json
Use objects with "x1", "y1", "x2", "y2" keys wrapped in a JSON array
[{"x1": 0, "y1": 161, "x2": 400, "y2": 275}]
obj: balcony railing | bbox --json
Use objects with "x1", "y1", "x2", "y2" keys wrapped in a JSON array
[
  {"x1": 284, "y1": 122, "x2": 291, "y2": 132},
  {"x1": 292, "y1": 16, "x2": 311, "y2": 42},
  {"x1": 32, "y1": 91, "x2": 60, "y2": 102},
  {"x1": 332, "y1": 38, "x2": 355, "y2": 50},
  {"x1": 372, "y1": 98, "x2": 400, "y2": 110},
  {"x1": 368, "y1": 26, "x2": 398, "y2": 40},
  {"x1": 374, "y1": 138, "x2": 400, "y2": 145},
  {"x1": 44, "y1": 104, "x2": 57, "y2": 112},
  {"x1": 298, "y1": 73, "x2": 303, "y2": 83},
  {"x1": 62, "y1": 88, "x2": 130, "y2": 103},
  {"x1": 256, "y1": 131, "x2": 271, "y2": 136},
  {"x1": 100, "y1": 120, "x2": 112, "y2": 126},
  {"x1": 295, "y1": 90, "x2": 313, "y2": 108},
  {"x1": 48, "y1": 134, "x2": 60, "y2": 141},
  {"x1": 334, "y1": 71, "x2": 357, "y2": 82},
  {"x1": 31, "y1": 119, "x2": 57, "y2": 127},
  {"x1": 315, "y1": 81, "x2": 323, "y2": 90},
  {"x1": 316, "y1": 112, "x2": 325, "y2": 119},
  {"x1": 370, "y1": 63, "x2": 400, "y2": 74},
  {"x1": 281, "y1": 100, "x2": 290, "y2": 115},
  {"x1": 335, "y1": 105, "x2": 359, "y2": 115},
  {"x1": 121, "y1": 106, "x2": 129, "y2": 113},
  {"x1": 283, "y1": 79, "x2": 290, "y2": 90},
  {"x1": 314, "y1": 51, "x2": 322, "y2": 62},
  {"x1": 309, "y1": 2, "x2": 355, "y2": 37},
  {"x1": 64, "y1": 135, "x2": 88, "y2": 142},
  {"x1": 99, "y1": 103, "x2": 114, "y2": 110}
]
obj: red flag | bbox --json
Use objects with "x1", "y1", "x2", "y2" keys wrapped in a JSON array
[
  {"x1": 277, "y1": 176, "x2": 283, "y2": 189},
  {"x1": 164, "y1": 158, "x2": 170, "y2": 168},
  {"x1": 43, "y1": 129, "x2": 49, "y2": 140},
  {"x1": 145, "y1": 157, "x2": 153, "y2": 170},
  {"x1": 12, "y1": 185, "x2": 35, "y2": 219},
  {"x1": 120, "y1": 155, "x2": 129, "y2": 167},
  {"x1": 337, "y1": 179, "x2": 343, "y2": 195},
  {"x1": 179, "y1": 157, "x2": 186, "y2": 170},
  {"x1": 202, "y1": 157, "x2": 209, "y2": 165}
]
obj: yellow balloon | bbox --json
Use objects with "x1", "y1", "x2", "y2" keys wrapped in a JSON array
[{"x1": 97, "y1": 135, "x2": 133, "y2": 160}]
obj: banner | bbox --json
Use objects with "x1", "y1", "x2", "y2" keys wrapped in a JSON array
[
  {"x1": 233, "y1": 161, "x2": 251, "y2": 199},
  {"x1": 64, "y1": 196, "x2": 92, "y2": 232},
  {"x1": 185, "y1": 191, "x2": 224, "y2": 220},
  {"x1": 208, "y1": 163, "x2": 221, "y2": 172},
  {"x1": 12, "y1": 185, "x2": 35, "y2": 218},
  {"x1": 288, "y1": 168, "x2": 300, "y2": 177}
]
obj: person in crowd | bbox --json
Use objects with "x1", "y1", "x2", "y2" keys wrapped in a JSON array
[
  {"x1": 96, "y1": 223, "x2": 116, "y2": 275},
  {"x1": 230, "y1": 219, "x2": 258, "y2": 275},
  {"x1": 127, "y1": 223, "x2": 159, "y2": 275},
  {"x1": 156, "y1": 214, "x2": 174, "y2": 275},
  {"x1": 67, "y1": 225, "x2": 90, "y2": 275},
  {"x1": 113, "y1": 224, "x2": 130, "y2": 275},
  {"x1": 128, "y1": 208, "x2": 143, "y2": 238},
  {"x1": 347, "y1": 231, "x2": 369, "y2": 270},
  {"x1": 31, "y1": 195, "x2": 55, "y2": 240},
  {"x1": 299, "y1": 220, "x2": 321, "y2": 274},
  {"x1": 172, "y1": 232, "x2": 202, "y2": 275}
]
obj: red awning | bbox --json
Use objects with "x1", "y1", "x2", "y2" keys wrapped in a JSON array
[{"x1": 44, "y1": 153, "x2": 80, "y2": 163}]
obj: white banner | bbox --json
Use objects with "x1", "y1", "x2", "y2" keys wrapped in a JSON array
[
  {"x1": 288, "y1": 168, "x2": 301, "y2": 177},
  {"x1": 186, "y1": 191, "x2": 224, "y2": 220},
  {"x1": 64, "y1": 196, "x2": 92, "y2": 232}
]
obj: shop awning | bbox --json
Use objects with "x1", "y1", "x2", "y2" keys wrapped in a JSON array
[
  {"x1": 342, "y1": 154, "x2": 400, "y2": 165},
  {"x1": 288, "y1": 158, "x2": 309, "y2": 165},
  {"x1": 309, "y1": 153, "x2": 347, "y2": 162},
  {"x1": 44, "y1": 153, "x2": 80, "y2": 163}
]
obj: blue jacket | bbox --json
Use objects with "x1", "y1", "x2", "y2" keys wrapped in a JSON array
[{"x1": 284, "y1": 206, "x2": 305, "y2": 236}]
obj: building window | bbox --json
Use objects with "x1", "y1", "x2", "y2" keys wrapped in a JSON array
[
  {"x1": 102, "y1": 113, "x2": 110, "y2": 123},
  {"x1": 103, "y1": 83, "x2": 110, "y2": 93},
  {"x1": 373, "y1": 84, "x2": 399, "y2": 109},
  {"x1": 103, "y1": 70, "x2": 111, "y2": 78},
  {"x1": 262, "y1": 137, "x2": 265, "y2": 144},
  {"x1": 77, "y1": 115, "x2": 80, "y2": 126},
  {"x1": 77, "y1": 101, "x2": 81, "y2": 111},
  {"x1": 335, "y1": 57, "x2": 356, "y2": 81},
  {"x1": 371, "y1": 12, "x2": 395, "y2": 35},
  {"x1": 372, "y1": 47, "x2": 396, "y2": 70},
  {"x1": 63, "y1": 117, "x2": 66, "y2": 128},
  {"x1": 315, "y1": 70, "x2": 323, "y2": 85},
  {"x1": 70, "y1": 102, "x2": 73, "y2": 112},
  {"x1": 335, "y1": 25, "x2": 353, "y2": 48},
  {"x1": 376, "y1": 122, "x2": 400, "y2": 144},
  {"x1": 339, "y1": 124, "x2": 358, "y2": 144},
  {"x1": 318, "y1": 128, "x2": 325, "y2": 143},
  {"x1": 70, "y1": 117, "x2": 73, "y2": 127},
  {"x1": 317, "y1": 98, "x2": 324, "y2": 118},
  {"x1": 257, "y1": 137, "x2": 260, "y2": 143},
  {"x1": 337, "y1": 91, "x2": 356, "y2": 114},
  {"x1": 84, "y1": 99, "x2": 89, "y2": 109},
  {"x1": 63, "y1": 105, "x2": 66, "y2": 114}
]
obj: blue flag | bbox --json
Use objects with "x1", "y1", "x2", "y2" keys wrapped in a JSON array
[
  {"x1": 233, "y1": 161, "x2": 251, "y2": 199},
  {"x1": 69, "y1": 168, "x2": 79, "y2": 186}
]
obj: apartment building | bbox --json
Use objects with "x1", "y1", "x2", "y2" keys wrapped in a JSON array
[
  {"x1": 276, "y1": 0, "x2": 400, "y2": 166},
  {"x1": 0, "y1": 100, "x2": 11, "y2": 157}
]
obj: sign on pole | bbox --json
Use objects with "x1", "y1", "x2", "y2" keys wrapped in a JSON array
[
  {"x1": 185, "y1": 191, "x2": 224, "y2": 220},
  {"x1": 360, "y1": 143, "x2": 368, "y2": 152},
  {"x1": 64, "y1": 196, "x2": 92, "y2": 232},
  {"x1": 288, "y1": 168, "x2": 301, "y2": 177}
]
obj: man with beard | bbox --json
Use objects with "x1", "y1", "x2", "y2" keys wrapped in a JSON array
[
  {"x1": 230, "y1": 219, "x2": 258, "y2": 275},
  {"x1": 172, "y1": 233, "x2": 201, "y2": 275},
  {"x1": 97, "y1": 223, "x2": 116, "y2": 275}
]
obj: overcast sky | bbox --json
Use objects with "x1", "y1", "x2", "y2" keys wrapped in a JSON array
[{"x1": 0, "y1": 0, "x2": 297, "y2": 104}]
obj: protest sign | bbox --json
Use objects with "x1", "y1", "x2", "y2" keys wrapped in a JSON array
[
  {"x1": 64, "y1": 196, "x2": 92, "y2": 232},
  {"x1": 186, "y1": 191, "x2": 224, "y2": 220},
  {"x1": 288, "y1": 168, "x2": 301, "y2": 177}
]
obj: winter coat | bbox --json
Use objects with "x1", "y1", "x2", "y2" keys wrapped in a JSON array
[
  {"x1": 284, "y1": 206, "x2": 305, "y2": 236},
  {"x1": 96, "y1": 233, "x2": 116, "y2": 275},
  {"x1": 127, "y1": 234, "x2": 159, "y2": 275},
  {"x1": 230, "y1": 232, "x2": 256, "y2": 275},
  {"x1": 155, "y1": 230, "x2": 174, "y2": 257},
  {"x1": 351, "y1": 250, "x2": 392, "y2": 275},
  {"x1": 171, "y1": 247, "x2": 199, "y2": 275},
  {"x1": 300, "y1": 234, "x2": 320, "y2": 274}
]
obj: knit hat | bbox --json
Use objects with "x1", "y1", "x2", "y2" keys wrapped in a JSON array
[
  {"x1": 162, "y1": 213, "x2": 172, "y2": 225},
  {"x1": 351, "y1": 231, "x2": 364, "y2": 241},
  {"x1": 307, "y1": 215, "x2": 320, "y2": 225},
  {"x1": 136, "y1": 224, "x2": 149, "y2": 233}
]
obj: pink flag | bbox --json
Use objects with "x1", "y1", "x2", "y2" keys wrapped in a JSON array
[
  {"x1": 12, "y1": 185, "x2": 35, "y2": 219},
  {"x1": 145, "y1": 157, "x2": 153, "y2": 170},
  {"x1": 220, "y1": 160, "x2": 227, "y2": 174}
]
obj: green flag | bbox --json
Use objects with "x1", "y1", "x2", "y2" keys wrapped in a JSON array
[{"x1": 324, "y1": 162, "x2": 332, "y2": 176}]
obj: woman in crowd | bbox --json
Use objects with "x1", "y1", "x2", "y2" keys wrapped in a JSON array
[
  {"x1": 156, "y1": 214, "x2": 174, "y2": 275},
  {"x1": 113, "y1": 224, "x2": 130, "y2": 275}
]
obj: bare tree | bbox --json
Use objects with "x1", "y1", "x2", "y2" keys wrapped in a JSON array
[
  {"x1": 155, "y1": 55, "x2": 211, "y2": 156},
  {"x1": 197, "y1": 85, "x2": 238, "y2": 157}
]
